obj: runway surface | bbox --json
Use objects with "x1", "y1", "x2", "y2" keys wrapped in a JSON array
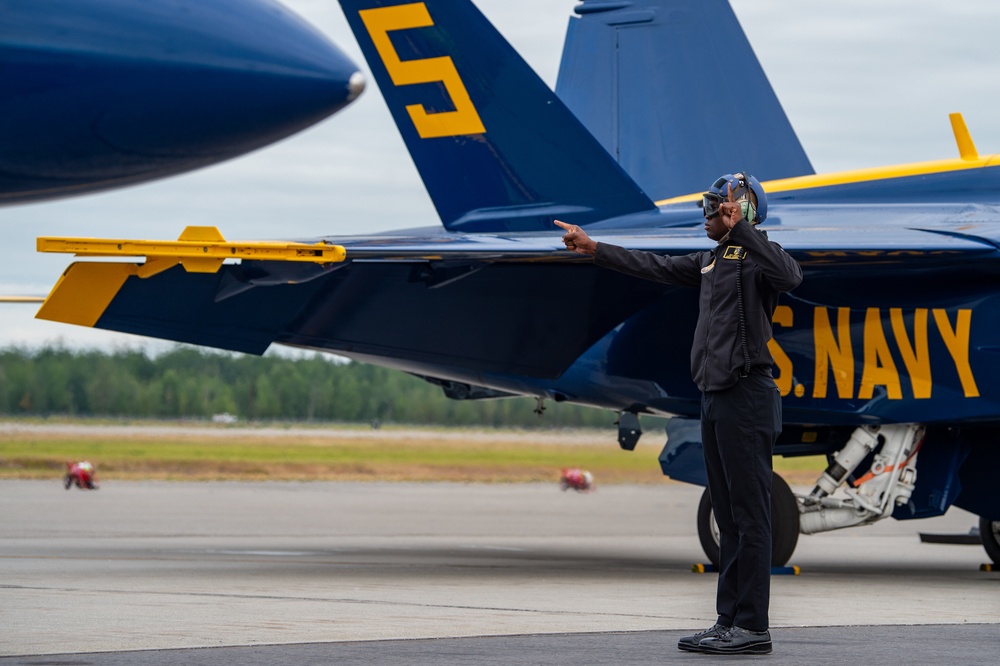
[{"x1": 2, "y1": 480, "x2": 997, "y2": 664}]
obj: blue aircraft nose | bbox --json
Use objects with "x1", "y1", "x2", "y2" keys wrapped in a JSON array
[{"x1": 0, "y1": 0, "x2": 363, "y2": 205}]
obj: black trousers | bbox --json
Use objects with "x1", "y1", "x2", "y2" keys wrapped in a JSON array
[{"x1": 700, "y1": 373, "x2": 781, "y2": 632}]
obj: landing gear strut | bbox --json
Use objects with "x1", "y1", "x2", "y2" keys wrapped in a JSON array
[
  {"x1": 696, "y1": 471, "x2": 799, "y2": 567},
  {"x1": 798, "y1": 424, "x2": 923, "y2": 534}
]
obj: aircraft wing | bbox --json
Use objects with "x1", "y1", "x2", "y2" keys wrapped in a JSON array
[{"x1": 33, "y1": 205, "x2": 1000, "y2": 381}]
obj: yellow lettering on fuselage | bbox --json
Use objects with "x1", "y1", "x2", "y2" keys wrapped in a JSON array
[
  {"x1": 858, "y1": 307, "x2": 902, "y2": 400},
  {"x1": 890, "y1": 308, "x2": 932, "y2": 399},
  {"x1": 769, "y1": 306, "x2": 979, "y2": 400},
  {"x1": 932, "y1": 309, "x2": 980, "y2": 397},
  {"x1": 359, "y1": 3, "x2": 486, "y2": 139},
  {"x1": 769, "y1": 305, "x2": 794, "y2": 397},
  {"x1": 805, "y1": 250, "x2": 965, "y2": 258},
  {"x1": 812, "y1": 307, "x2": 854, "y2": 399}
]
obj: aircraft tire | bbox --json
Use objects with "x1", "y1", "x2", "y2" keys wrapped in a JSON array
[
  {"x1": 696, "y1": 472, "x2": 800, "y2": 568},
  {"x1": 980, "y1": 517, "x2": 1000, "y2": 565}
]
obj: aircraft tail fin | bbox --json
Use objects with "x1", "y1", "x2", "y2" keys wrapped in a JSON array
[
  {"x1": 556, "y1": 0, "x2": 815, "y2": 201},
  {"x1": 338, "y1": 0, "x2": 656, "y2": 232}
]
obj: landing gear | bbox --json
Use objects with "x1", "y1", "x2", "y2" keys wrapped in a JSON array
[
  {"x1": 696, "y1": 471, "x2": 800, "y2": 567},
  {"x1": 798, "y1": 424, "x2": 923, "y2": 534},
  {"x1": 981, "y1": 517, "x2": 1000, "y2": 565}
]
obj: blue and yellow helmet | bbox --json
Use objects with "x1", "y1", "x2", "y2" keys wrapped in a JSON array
[{"x1": 701, "y1": 172, "x2": 767, "y2": 224}]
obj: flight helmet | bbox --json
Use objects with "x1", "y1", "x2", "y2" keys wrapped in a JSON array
[{"x1": 701, "y1": 172, "x2": 768, "y2": 224}]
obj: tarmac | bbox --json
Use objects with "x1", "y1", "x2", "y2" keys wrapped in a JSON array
[{"x1": 1, "y1": 479, "x2": 998, "y2": 664}]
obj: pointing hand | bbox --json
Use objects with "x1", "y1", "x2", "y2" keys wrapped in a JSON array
[{"x1": 554, "y1": 220, "x2": 597, "y2": 256}]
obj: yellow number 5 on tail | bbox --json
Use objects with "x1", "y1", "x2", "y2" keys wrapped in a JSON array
[{"x1": 359, "y1": 2, "x2": 485, "y2": 139}]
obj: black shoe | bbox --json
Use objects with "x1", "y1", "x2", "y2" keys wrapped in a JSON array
[
  {"x1": 677, "y1": 623, "x2": 730, "y2": 652},
  {"x1": 699, "y1": 626, "x2": 772, "y2": 655}
]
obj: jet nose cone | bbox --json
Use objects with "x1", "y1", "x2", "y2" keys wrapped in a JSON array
[
  {"x1": 91, "y1": 0, "x2": 366, "y2": 156},
  {"x1": 0, "y1": 0, "x2": 363, "y2": 204}
]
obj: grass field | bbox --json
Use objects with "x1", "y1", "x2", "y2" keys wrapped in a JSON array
[{"x1": 0, "y1": 421, "x2": 827, "y2": 485}]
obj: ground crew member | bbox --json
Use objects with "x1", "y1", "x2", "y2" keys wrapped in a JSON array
[{"x1": 555, "y1": 172, "x2": 802, "y2": 655}]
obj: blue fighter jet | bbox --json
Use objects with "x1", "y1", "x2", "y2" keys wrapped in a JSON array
[
  {"x1": 31, "y1": 0, "x2": 1000, "y2": 567},
  {"x1": 0, "y1": 0, "x2": 362, "y2": 205}
]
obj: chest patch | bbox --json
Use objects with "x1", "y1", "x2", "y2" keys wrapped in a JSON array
[
  {"x1": 723, "y1": 246, "x2": 746, "y2": 260},
  {"x1": 701, "y1": 259, "x2": 716, "y2": 274}
]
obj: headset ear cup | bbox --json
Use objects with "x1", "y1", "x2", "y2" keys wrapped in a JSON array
[{"x1": 740, "y1": 200, "x2": 755, "y2": 223}]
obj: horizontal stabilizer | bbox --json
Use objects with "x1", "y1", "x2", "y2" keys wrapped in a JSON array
[
  {"x1": 338, "y1": 0, "x2": 656, "y2": 231},
  {"x1": 557, "y1": 0, "x2": 814, "y2": 200}
]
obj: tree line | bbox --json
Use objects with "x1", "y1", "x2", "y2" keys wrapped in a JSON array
[{"x1": 0, "y1": 346, "x2": 624, "y2": 428}]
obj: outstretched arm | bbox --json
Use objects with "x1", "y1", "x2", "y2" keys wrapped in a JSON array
[{"x1": 554, "y1": 220, "x2": 703, "y2": 287}]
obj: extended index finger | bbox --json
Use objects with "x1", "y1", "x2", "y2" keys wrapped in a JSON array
[
  {"x1": 726, "y1": 181, "x2": 736, "y2": 202},
  {"x1": 554, "y1": 220, "x2": 572, "y2": 231}
]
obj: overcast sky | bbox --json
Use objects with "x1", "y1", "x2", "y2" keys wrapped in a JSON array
[{"x1": 3, "y1": 0, "x2": 1000, "y2": 352}]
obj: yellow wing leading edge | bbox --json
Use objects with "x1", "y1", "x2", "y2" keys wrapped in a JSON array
[{"x1": 656, "y1": 113, "x2": 994, "y2": 206}]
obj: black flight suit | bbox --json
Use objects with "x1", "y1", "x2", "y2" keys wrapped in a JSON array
[{"x1": 594, "y1": 219, "x2": 802, "y2": 632}]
